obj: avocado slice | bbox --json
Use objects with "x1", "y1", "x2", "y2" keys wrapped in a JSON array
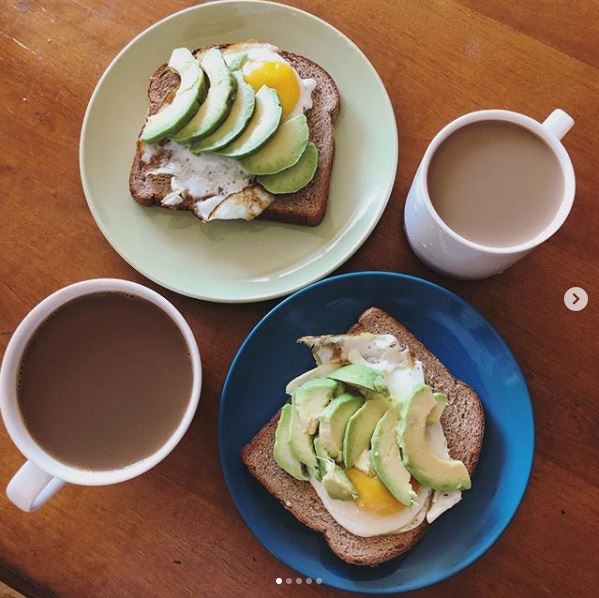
[
  {"x1": 322, "y1": 459, "x2": 357, "y2": 501},
  {"x1": 313, "y1": 435, "x2": 329, "y2": 481},
  {"x1": 239, "y1": 113, "x2": 309, "y2": 175},
  {"x1": 313, "y1": 434, "x2": 357, "y2": 499},
  {"x1": 289, "y1": 404, "x2": 317, "y2": 468},
  {"x1": 327, "y1": 364, "x2": 389, "y2": 396},
  {"x1": 319, "y1": 392, "x2": 363, "y2": 461},
  {"x1": 174, "y1": 48, "x2": 236, "y2": 143},
  {"x1": 224, "y1": 52, "x2": 248, "y2": 71},
  {"x1": 285, "y1": 363, "x2": 340, "y2": 396},
  {"x1": 398, "y1": 385, "x2": 471, "y2": 491},
  {"x1": 427, "y1": 392, "x2": 448, "y2": 424},
  {"x1": 273, "y1": 404, "x2": 308, "y2": 481},
  {"x1": 258, "y1": 142, "x2": 318, "y2": 194},
  {"x1": 191, "y1": 71, "x2": 255, "y2": 153},
  {"x1": 371, "y1": 403, "x2": 416, "y2": 506},
  {"x1": 141, "y1": 48, "x2": 205, "y2": 143},
  {"x1": 292, "y1": 378, "x2": 338, "y2": 435},
  {"x1": 218, "y1": 86, "x2": 282, "y2": 158},
  {"x1": 288, "y1": 378, "x2": 338, "y2": 468},
  {"x1": 342, "y1": 394, "x2": 389, "y2": 468}
]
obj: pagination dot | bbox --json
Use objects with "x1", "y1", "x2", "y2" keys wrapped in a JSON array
[{"x1": 275, "y1": 578, "x2": 282, "y2": 585}]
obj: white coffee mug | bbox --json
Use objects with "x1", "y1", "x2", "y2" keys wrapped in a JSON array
[
  {"x1": 0, "y1": 279, "x2": 202, "y2": 512},
  {"x1": 404, "y1": 109, "x2": 575, "y2": 279}
]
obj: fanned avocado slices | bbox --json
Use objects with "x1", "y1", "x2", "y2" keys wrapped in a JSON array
[
  {"x1": 174, "y1": 48, "x2": 237, "y2": 143},
  {"x1": 370, "y1": 403, "x2": 416, "y2": 506},
  {"x1": 239, "y1": 114, "x2": 309, "y2": 175},
  {"x1": 191, "y1": 71, "x2": 256, "y2": 153},
  {"x1": 318, "y1": 392, "x2": 363, "y2": 461},
  {"x1": 217, "y1": 86, "x2": 282, "y2": 159},
  {"x1": 257, "y1": 142, "x2": 318, "y2": 194},
  {"x1": 141, "y1": 47, "x2": 204, "y2": 143},
  {"x1": 398, "y1": 384, "x2": 471, "y2": 491},
  {"x1": 342, "y1": 394, "x2": 389, "y2": 469}
]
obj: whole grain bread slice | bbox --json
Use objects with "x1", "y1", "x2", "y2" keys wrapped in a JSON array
[
  {"x1": 241, "y1": 307, "x2": 485, "y2": 566},
  {"x1": 129, "y1": 46, "x2": 339, "y2": 226}
]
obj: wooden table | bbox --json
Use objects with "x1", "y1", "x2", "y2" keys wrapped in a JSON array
[{"x1": 1, "y1": 0, "x2": 598, "y2": 595}]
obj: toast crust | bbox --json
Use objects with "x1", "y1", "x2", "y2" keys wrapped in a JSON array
[
  {"x1": 241, "y1": 307, "x2": 485, "y2": 566},
  {"x1": 129, "y1": 46, "x2": 340, "y2": 226}
]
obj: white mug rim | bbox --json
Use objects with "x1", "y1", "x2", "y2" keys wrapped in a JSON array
[
  {"x1": 420, "y1": 109, "x2": 576, "y2": 255},
  {"x1": 0, "y1": 278, "x2": 202, "y2": 486}
]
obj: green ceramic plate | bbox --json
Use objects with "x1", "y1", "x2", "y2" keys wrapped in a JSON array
[{"x1": 79, "y1": 1, "x2": 397, "y2": 302}]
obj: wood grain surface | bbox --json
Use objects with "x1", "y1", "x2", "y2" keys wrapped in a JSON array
[{"x1": 1, "y1": 0, "x2": 598, "y2": 596}]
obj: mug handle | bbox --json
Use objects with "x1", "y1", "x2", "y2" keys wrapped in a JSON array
[
  {"x1": 542, "y1": 108, "x2": 574, "y2": 140},
  {"x1": 6, "y1": 460, "x2": 65, "y2": 512}
]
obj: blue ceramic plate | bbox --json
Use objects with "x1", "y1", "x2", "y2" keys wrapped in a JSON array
[{"x1": 219, "y1": 272, "x2": 534, "y2": 593}]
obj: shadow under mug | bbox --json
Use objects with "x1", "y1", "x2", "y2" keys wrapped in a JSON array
[
  {"x1": 0, "y1": 279, "x2": 202, "y2": 512},
  {"x1": 404, "y1": 108, "x2": 576, "y2": 279}
]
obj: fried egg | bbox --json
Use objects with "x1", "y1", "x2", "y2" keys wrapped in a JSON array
[
  {"x1": 300, "y1": 334, "x2": 463, "y2": 537},
  {"x1": 311, "y1": 474, "x2": 430, "y2": 537},
  {"x1": 223, "y1": 43, "x2": 316, "y2": 119}
]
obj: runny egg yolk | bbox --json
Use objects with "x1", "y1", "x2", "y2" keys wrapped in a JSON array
[
  {"x1": 243, "y1": 61, "x2": 300, "y2": 118},
  {"x1": 346, "y1": 468, "x2": 407, "y2": 516}
]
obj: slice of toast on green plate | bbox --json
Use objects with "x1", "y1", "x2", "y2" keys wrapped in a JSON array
[{"x1": 129, "y1": 46, "x2": 340, "y2": 226}]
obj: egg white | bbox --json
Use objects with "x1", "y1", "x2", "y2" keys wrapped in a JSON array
[
  {"x1": 300, "y1": 333, "x2": 412, "y2": 366},
  {"x1": 145, "y1": 141, "x2": 260, "y2": 221},
  {"x1": 300, "y1": 333, "x2": 424, "y2": 399}
]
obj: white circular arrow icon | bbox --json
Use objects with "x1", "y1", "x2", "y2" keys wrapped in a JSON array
[{"x1": 564, "y1": 287, "x2": 588, "y2": 312}]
